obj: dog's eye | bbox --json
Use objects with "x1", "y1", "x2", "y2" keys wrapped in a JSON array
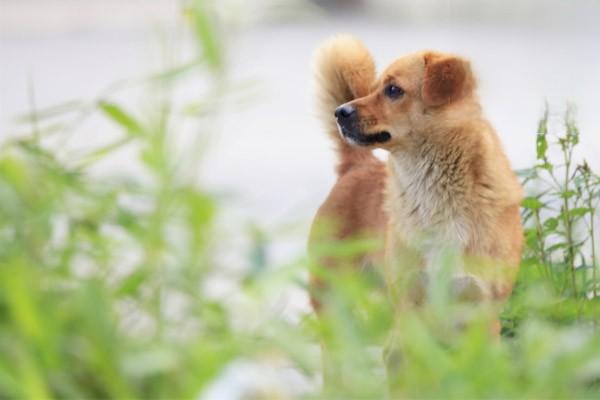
[{"x1": 384, "y1": 84, "x2": 404, "y2": 99}]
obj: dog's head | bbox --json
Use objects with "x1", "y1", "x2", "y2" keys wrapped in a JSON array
[{"x1": 335, "y1": 51, "x2": 476, "y2": 150}]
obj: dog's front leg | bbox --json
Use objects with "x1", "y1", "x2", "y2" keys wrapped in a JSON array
[{"x1": 382, "y1": 229, "x2": 427, "y2": 392}]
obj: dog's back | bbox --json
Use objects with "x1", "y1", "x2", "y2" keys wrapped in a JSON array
[{"x1": 309, "y1": 36, "x2": 387, "y2": 311}]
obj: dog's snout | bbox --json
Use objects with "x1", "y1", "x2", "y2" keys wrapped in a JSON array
[{"x1": 335, "y1": 104, "x2": 356, "y2": 120}]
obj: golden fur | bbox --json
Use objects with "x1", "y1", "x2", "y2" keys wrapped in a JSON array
[{"x1": 309, "y1": 35, "x2": 523, "y2": 312}]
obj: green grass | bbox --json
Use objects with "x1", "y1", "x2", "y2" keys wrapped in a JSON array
[{"x1": 1, "y1": 1, "x2": 600, "y2": 398}]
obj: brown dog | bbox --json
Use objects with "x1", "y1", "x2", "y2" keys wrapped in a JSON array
[{"x1": 309, "y1": 35, "x2": 523, "y2": 330}]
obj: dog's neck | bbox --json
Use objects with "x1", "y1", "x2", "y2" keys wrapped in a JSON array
[{"x1": 385, "y1": 124, "x2": 480, "y2": 249}]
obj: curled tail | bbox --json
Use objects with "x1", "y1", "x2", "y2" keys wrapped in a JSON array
[{"x1": 314, "y1": 35, "x2": 377, "y2": 175}]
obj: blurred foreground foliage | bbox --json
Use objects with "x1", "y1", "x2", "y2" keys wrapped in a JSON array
[{"x1": 1, "y1": 1, "x2": 600, "y2": 399}]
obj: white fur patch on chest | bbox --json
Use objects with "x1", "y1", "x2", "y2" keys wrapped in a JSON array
[{"x1": 387, "y1": 154, "x2": 471, "y2": 273}]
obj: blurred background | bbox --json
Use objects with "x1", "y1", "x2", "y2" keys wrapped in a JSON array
[{"x1": 1, "y1": 1, "x2": 600, "y2": 398}]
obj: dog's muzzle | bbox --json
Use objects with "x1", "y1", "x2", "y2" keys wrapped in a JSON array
[{"x1": 334, "y1": 104, "x2": 391, "y2": 146}]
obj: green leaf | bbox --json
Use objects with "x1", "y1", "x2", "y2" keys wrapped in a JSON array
[
  {"x1": 187, "y1": 4, "x2": 222, "y2": 70},
  {"x1": 537, "y1": 111, "x2": 548, "y2": 135},
  {"x1": 99, "y1": 101, "x2": 143, "y2": 135},
  {"x1": 559, "y1": 190, "x2": 577, "y2": 200},
  {"x1": 115, "y1": 268, "x2": 148, "y2": 297},
  {"x1": 536, "y1": 132, "x2": 548, "y2": 160},
  {"x1": 543, "y1": 217, "x2": 558, "y2": 231},
  {"x1": 567, "y1": 207, "x2": 591, "y2": 218},
  {"x1": 522, "y1": 197, "x2": 543, "y2": 211},
  {"x1": 537, "y1": 161, "x2": 553, "y2": 171}
]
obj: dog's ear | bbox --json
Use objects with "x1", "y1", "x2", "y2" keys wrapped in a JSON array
[{"x1": 421, "y1": 52, "x2": 473, "y2": 107}]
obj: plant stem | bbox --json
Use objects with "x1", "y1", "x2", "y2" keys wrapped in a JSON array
[
  {"x1": 561, "y1": 139, "x2": 577, "y2": 297},
  {"x1": 585, "y1": 174, "x2": 598, "y2": 298},
  {"x1": 533, "y1": 208, "x2": 550, "y2": 279}
]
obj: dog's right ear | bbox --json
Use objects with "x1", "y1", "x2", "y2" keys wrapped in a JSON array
[{"x1": 421, "y1": 52, "x2": 473, "y2": 107}]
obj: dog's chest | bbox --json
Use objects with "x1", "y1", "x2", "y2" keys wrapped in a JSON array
[{"x1": 386, "y1": 156, "x2": 471, "y2": 260}]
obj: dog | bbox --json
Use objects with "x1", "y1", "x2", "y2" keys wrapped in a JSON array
[{"x1": 308, "y1": 35, "x2": 523, "y2": 383}]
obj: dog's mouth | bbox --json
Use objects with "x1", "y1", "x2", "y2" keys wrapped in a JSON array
[{"x1": 338, "y1": 125, "x2": 391, "y2": 146}]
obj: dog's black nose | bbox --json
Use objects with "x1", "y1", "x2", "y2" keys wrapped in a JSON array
[{"x1": 335, "y1": 104, "x2": 356, "y2": 120}]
